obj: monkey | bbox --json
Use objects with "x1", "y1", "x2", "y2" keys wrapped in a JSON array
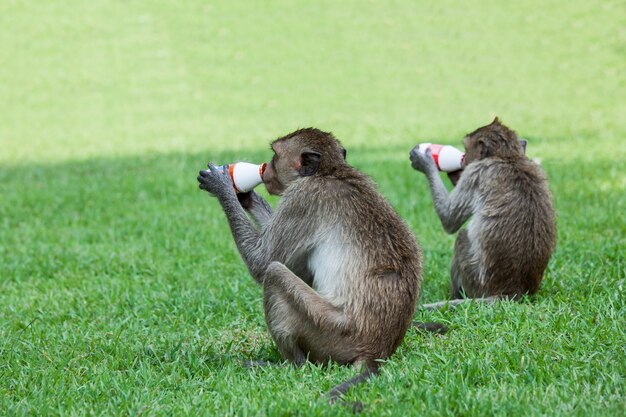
[
  {"x1": 198, "y1": 128, "x2": 425, "y2": 406},
  {"x1": 409, "y1": 118, "x2": 556, "y2": 309}
]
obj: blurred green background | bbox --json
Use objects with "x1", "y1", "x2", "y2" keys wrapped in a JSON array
[
  {"x1": 1, "y1": 0, "x2": 623, "y2": 163},
  {"x1": 1, "y1": 1, "x2": 624, "y2": 416}
]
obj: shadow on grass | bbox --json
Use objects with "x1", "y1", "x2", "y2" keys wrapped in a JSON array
[{"x1": 1, "y1": 144, "x2": 622, "y2": 281}]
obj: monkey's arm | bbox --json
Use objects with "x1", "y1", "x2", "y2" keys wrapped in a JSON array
[
  {"x1": 428, "y1": 169, "x2": 479, "y2": 233},
  {"x1": 198, "y1": 165, "x2": 271, "y2": 283},
  {"x1": 423, "y1": 172, "x2": 467, "y2": 233},
  {"x1": 410, "y1": 148, "x2": 476, "y2": 234},
  {"x1": 237, "y1": 191, "x2": 273, "y2": 227}
]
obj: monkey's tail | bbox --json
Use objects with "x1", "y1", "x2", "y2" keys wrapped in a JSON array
[
  {"x1": 328, "y1": 362, "x2": 380, "y2": 412},
  {"x1": 413, "y1": 321, "x2": 449, "y2": 334}
]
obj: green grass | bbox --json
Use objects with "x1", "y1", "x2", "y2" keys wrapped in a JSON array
[{"x1": 0, "y1": 1, "x2": 624, "y2": 416}]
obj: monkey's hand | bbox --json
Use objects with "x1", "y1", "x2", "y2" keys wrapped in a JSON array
[
  {"x1": 409, "y1": 146, "x2": 437, "y2": 175},
  {"x1": 197, "y1": 163, "x2": 236, "y2": 199}
]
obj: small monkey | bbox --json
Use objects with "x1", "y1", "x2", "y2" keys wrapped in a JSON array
[
  {"x1": 409, "y1": 118, "x2": 556, "y2": 309},
  {"x1": 198, "y1": 128, "x2": 423, "y2": 405}
]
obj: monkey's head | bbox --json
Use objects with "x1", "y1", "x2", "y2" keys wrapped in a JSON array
[
  {"x1": 262, "y1": 128, "x2": 348, "y2": 195},
  {"x1": 463, "y1": 118, "x2": 525, "y2": 165}
]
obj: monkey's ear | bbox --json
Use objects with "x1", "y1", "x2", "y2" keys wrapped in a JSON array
[
  {"x1": 519, "y1": 139, "x2": 528, "y2": 154},
  {"x1": 491, "y1": 117, "x2": 501, "y2": 125},
  {"x1": 299, "y1": 151, "x2": 321, "y2": 176},
  {"x1": 478, "y1": 139, "x2": 490, "y2": 159},
  {"x1": 342, "y1": 148, "x2": 347, "y2": 160},
  {"x1": 272, "y1": 140, "x2": 284, "y2": 154}
]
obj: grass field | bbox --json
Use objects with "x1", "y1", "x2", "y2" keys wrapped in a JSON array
[{"x1": 1, "y1": 1, "x2": 624, "y2": 416}]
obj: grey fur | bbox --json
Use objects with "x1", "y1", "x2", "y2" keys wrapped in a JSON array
[
  {"x1": 199, "y1": 128, "x2": 422, "y2": 404},
  {"x1": 410, "y1": 119, "x2": 557, "y2": 306}
]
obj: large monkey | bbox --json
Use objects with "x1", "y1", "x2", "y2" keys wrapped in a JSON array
[
  {"x1": 409, "y1": 118, "x2": 557, "y2": 309},
  {"x1": 198, "y1": 128, "x2": 423, "y2": 404}
]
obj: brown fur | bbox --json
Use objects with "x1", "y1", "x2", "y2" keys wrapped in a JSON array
[
  {"x1": 200, "y1": 128, "x2": 422, "y2": 403},
  {"x1": 410, "y1": 118, "x2": 556, "y2": 306}
]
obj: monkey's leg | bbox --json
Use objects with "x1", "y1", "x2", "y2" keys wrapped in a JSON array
[
  {"x1": 450, "y1": 257, "x2": 463, "y2": 300},
  {"x1": 263, "y1": 262, "x2": 346, "y2": 329},
  {"x1": 264, "y1": 262, "x2": 376, "y2": 408},
  {"x1": 450, "y1": 229, "x2": 473, "y2": 299},
  {"x1": 262, "y1": 260, "x2": 349, "y2": 365},
  {"x1": 263, "y1": 288, "x2": 307, "y2": 366},
  {"x1": 421, "y1": 231, "x2": 485, "y2": 310}
]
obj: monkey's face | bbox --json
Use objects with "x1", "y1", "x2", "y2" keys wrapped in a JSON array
[
  {"x1": 462, "y1": 135, "x2": 480, "y2": 166},
  {"x1": 262, "y1": 141, "x2": 306, "y2": 195},
  {"x1": 262, "y1": 153, "x2": 289, "y2": 195},
  {"x1": 262, "y1": 129, "x2": 346, "y2": 195}
]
